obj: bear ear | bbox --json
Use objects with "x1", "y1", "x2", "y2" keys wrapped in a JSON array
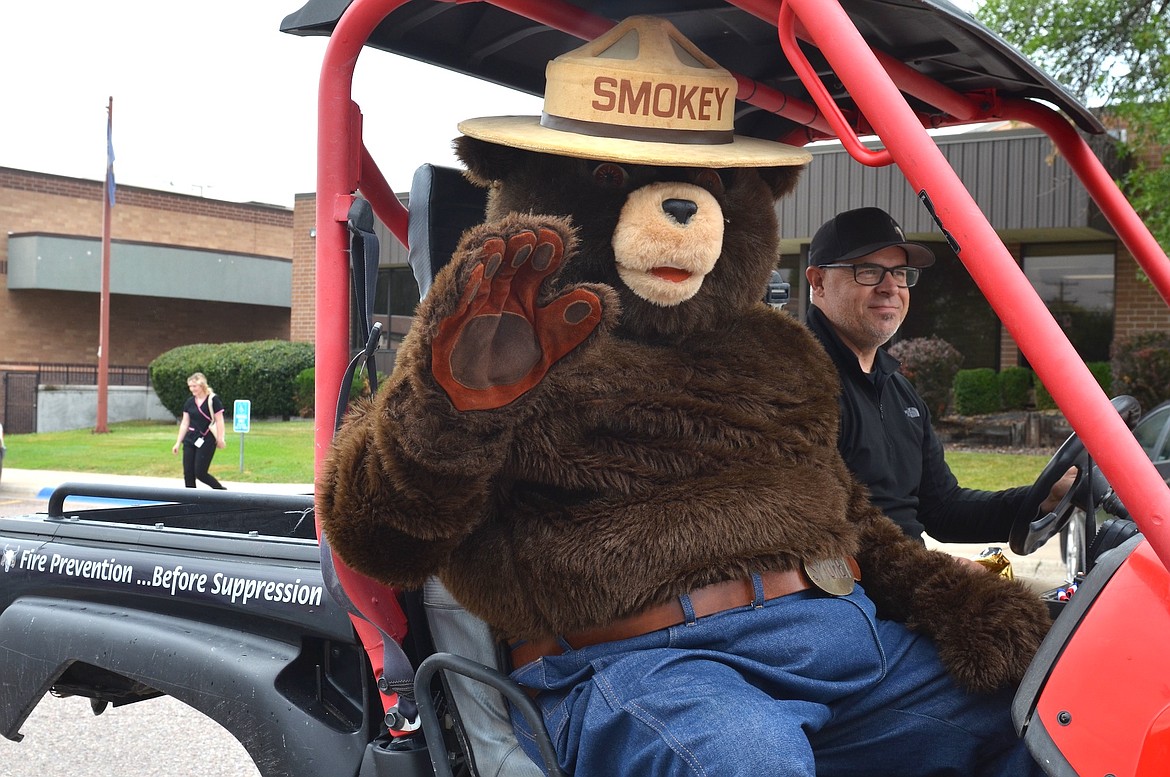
[
  {"x1": 454, "y1": 136, "x2": 530, "y2": 187},
  {"x1": 756, "y1": 165, "x2": 805, "y2": 201}
]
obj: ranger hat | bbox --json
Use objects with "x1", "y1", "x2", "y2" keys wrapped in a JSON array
[
  {"x1": 808, "y1": 207, "x2": 936, "y2": 268},
  {"x1": 458, "y1": 16, "x2": 812, "y2": 169}
]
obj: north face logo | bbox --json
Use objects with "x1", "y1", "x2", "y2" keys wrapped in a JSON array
[{"x1": 904, "y1": 407, "x2": 920, "y2": 419}]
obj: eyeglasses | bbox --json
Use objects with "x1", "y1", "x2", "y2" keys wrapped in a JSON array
[{"x1": 819, "y1": 263, "x2": 921, "y2": 288}]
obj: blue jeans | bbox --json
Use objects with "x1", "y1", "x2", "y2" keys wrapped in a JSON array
[{"x1": 510, "y1": 581, "x2": 1042, "y2": 776}]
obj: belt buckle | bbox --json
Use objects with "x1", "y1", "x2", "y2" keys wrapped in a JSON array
[{"x1": 802, "y1": 557, "x2": 855, "y2": 596}]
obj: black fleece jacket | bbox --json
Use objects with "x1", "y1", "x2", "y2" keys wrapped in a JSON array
[{"x1": 806, "y1": 305, "x2": 1026, "y2": 542}]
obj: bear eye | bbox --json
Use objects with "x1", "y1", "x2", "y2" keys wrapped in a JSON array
[
  {"x1": 592, "y1": 162, "x2": 628, "y2": 188},
  {"x1": 694, "y1": 169, "x2": 726, "y2": 196}
]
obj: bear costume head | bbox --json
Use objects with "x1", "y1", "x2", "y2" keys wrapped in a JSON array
[
  {"x1": 454, "y1": 141, "x2": 801, "y2": 340},
  {"x1": 452, "y1": 15, "x2": 809, "y2": 340},
  {"x1": 319, "y1": 15, "x2": 1049, "y2": 702}
]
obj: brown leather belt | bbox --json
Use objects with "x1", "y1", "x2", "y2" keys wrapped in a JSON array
[{"x1": 510, "y1": 558, "x2": 860, "y2": 669}]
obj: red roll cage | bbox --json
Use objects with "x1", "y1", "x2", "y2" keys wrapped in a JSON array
[
  {"x1": 302, "y1": 0, "x2": 1170, "y2": 566},
  {"x1": 284, "y1": 2, "x2": 1170, "y2": 756}
]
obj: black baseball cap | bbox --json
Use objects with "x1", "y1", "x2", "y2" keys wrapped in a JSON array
[{"x1": 808, "y1": 207, "x2": 935, "y2": 268}]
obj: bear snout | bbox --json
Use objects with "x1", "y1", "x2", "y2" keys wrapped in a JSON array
[
  {"x1": 612, "y1": 182, "x2": 725, "y2": 307},
  {"x1": 662, "y1": 198, "x2": 699, "y2": 225}
]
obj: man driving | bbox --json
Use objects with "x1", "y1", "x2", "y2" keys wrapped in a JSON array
[{"x1": 804, "y1": 206, "x2": 1074, "y2": 543}]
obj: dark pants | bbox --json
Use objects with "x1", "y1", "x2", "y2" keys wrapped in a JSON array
[{"x1": 182, "y1": 439, "x2": 225, "y2": 489}]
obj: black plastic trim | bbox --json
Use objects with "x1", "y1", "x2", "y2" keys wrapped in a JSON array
[{"x1": 414, "y1": 652, "x2": 566, "y2": 777}]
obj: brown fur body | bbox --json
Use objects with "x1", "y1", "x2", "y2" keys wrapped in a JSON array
[{"x1": 319, "y1": 139, "x2": 1049, "y2": 693}]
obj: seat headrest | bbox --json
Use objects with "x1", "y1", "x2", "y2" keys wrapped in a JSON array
[{"x1": 407, "y1": 164, "x2": 488, "y2": 300}]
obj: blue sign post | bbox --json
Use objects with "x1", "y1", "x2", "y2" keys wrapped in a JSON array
[{"x1": 233, "y1": 400, "x2": 251, "y2": 471}]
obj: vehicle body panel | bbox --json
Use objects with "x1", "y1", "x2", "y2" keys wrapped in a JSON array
[
  {"x1": 0, "y1": 489, "x2": 378, "y2": 777},
  {"x1": 1133, "y1": 402, "x2": 1170, "y2": 484}
]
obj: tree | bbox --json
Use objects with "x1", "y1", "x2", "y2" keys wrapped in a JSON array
[{"x1": 976, "y1": 0, "x2": 1170, "y2": 249}]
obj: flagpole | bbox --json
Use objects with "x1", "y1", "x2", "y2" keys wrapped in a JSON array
[{"x1": 96, "y1": 96, "x2": 113, "y2": 434}]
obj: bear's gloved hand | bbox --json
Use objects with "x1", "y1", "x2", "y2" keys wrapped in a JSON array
[
  {"x1": 850, "y1": 491, "x2": 1050, "y2": 694},
  {"x1": 910, "y1": 565, "x2": 1051, "y2": 694},
  {"x1": 432, "y1": 220, "x2": 604, "y2": 411}
]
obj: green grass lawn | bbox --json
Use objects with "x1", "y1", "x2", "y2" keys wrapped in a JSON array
[
  {"x1": 4, "y1": 419, "x2": 316, "y2": 483},
  {"x1": 944, "y1": 450, "x2": 1050, "y2": 491},
  {"x1": 3, "y1": 419, "x2": 1050, "y2": 491}
]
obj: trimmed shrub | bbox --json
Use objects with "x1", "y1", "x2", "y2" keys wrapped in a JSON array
[
  {"x1": 998, "y1": 366, "x2": 1033, "y2": 410},
  {"x1": 1034, "y1": 378, "x2": 1057, "y2": 411},
  {"x1": 150, "y1": 340, "x2": 315, "y2": 419},
  {"x1": 1034, "y1": 361, "x2": 1113, "y2": 411},
  {"x1": 953, "y1": 368, "x2": 1000, "y2": 416},
  {"x1": 1088, "y1": 361, "x2": 1112, "y2": 395},
  {"x1": 294, "y1": 367, "x2": 368, "y2": 418},
  {"x1": 294, "y1": 368, "x2": 316, "y2": 417},
  {"x1": 1112, "y1": 332, "x2": 1170, "y2": 412},
  {"x1": 887, "y1": 336, "x2": 963, "y2": 417}
]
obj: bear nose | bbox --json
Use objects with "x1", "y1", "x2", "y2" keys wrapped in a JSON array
[{"x1": 662, "y1": 198, "x2": 698, "y2": 225}]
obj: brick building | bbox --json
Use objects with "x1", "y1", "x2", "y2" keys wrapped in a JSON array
[
  {"x1": 0, "y1": 167, "x2": 294, "y2": 430},
  {"x1": 289, "y1": 125, "x2": 1169, "y2": 381},
  {"x1": 4, "y1": 123, "x2": 1167, "y2": 430}
]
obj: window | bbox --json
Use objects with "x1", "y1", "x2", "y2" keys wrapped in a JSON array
[
  {"x1": 895, "y1": 244, "x2": 1001, "y2": 370},
  {"x1": 1134, "y1": 403, "x2": 1170, "y2": 464},
  {"x1": 777, "y1": 252, "x2": 803, "y2": 316},
  {"x1": 375, "y1": 266, "x2": 421, "y2": 320},
  {"x1": 1023, "y1": 244, "x2": 1114, "y2": 363},
  {"x1": 351, "y1": 265, "x2": 421, "y2": 351}
]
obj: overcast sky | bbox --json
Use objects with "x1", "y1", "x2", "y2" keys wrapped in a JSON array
[
  {"x1": 3, "y1": 2, "x2": 993, "y2": 209},
  {"x1": 1, "y1": 0, "x2": 542, "y2": 207}
]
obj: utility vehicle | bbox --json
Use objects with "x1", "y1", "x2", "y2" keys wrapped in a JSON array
[{"x1": 1, "y1": 1, "x2": 1168, "y2": 775}]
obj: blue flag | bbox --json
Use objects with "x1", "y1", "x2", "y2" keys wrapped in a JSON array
[{"x1": 106, "y1": 101, "x2": 116, "y2": 207}]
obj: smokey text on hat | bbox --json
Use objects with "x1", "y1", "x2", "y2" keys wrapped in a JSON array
[{"x1": 592, "y1": 77, "x2": 730, "y2": 123}]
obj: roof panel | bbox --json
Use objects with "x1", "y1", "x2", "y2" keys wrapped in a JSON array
[{"x1": 281, "y1": 0, "x2": 1102, "y2": 139}]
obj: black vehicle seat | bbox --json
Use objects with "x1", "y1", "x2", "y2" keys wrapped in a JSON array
[
  {"x1": 407, "y1": 163, "x2": 544, "y2": 777},
  {"x1": 407, "y1": 163, "x2": 489, "y2": 301}
]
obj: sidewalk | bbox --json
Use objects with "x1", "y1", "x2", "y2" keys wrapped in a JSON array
[{"x1": 0, "y1": 467, "x2": 312, "y2": 500}]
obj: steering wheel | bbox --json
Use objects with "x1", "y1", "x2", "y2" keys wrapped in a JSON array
[{"x1": 1008, "y1": 395, "x2": 1142, "y2": 557}]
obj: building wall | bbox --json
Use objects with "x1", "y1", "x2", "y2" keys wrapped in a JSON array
[
  {"x1": 0, "y1": 168, "x2": 294, "y2": 368},
  {"x1": 291, "y1": 193, "x2": 317, "y2": 343},
  {"x1": 37, "y1": 385, "x2": 174, "y2": 433},
  {"x1": 777, "y1": 127, "x2": 1108, "y2": 243},
  {"x1": 1115, "y1": 248, "x2": 1170, "y2": 339},
  {"x1": 287, "y1": 128, "x2": 1170, "y2": 373}
]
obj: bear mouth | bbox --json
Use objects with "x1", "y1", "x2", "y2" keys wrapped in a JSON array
[
  {"x1": 616, "y1": 262, "x2": 706, "y2": 307},
  {"x1": 649, "y1": 266, "x2": 694, "y2": 283}
]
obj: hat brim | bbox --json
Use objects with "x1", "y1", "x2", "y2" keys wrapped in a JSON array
[
  {"x1": 458, "y1": 116, "x2": 812, "y2": 168},
  {"x1": 829, "y1": 240, "x2": 936, "y2": 268}
]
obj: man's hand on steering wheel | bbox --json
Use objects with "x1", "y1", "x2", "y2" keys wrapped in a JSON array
[
  {"x1": 1009, "y1": 395, "x2": 1142, "y2": 557},
  {"x1": 1039, "y1": 466, "x2": 1078, "y2": 515}
]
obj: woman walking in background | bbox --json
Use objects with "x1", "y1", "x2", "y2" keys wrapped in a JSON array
[{"x1": 171, "y1": 372, "x2": 227, "y2": 489}]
